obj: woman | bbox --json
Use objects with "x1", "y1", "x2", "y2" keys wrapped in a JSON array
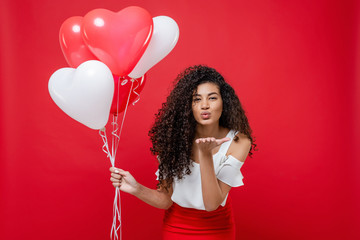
[{"x1": 110, "y1": 65, "x2": 256, "y2": 239}]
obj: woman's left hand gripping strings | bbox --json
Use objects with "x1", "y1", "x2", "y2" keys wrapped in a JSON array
[{"x1": 110, "y1": 167, "x2": 139, "y2": 195}]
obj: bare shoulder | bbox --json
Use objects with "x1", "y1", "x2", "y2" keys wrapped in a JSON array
[{"x1": 227, "y1": 132, "x2": 251, "y2": 162}]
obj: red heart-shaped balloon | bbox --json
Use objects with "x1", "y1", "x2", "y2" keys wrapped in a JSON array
[
  {"x1": 82, "y1": 7, "x2": 153, "y2": 76},
  {"x1": 59, "y1": 16, "x2": 98, "y2": 68},
  {"x1": 110, "y1": 75, "x2": 146, "y2": 115}
]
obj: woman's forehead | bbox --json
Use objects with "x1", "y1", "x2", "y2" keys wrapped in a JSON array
[{"x1": 194, "y1": 82, "x2": 220, "y2": 95}]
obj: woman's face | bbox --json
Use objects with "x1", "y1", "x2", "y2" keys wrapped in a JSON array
[{"x1": 192, "y1": 82, "x2": 223, "y2": 126}]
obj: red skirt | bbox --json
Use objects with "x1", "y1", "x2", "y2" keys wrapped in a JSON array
[{"x1": 162, "y1": 199, "x2": 235, "y2": 240}]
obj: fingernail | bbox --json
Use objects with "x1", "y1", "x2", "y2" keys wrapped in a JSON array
[{"x1": 114, "y1": 169, "x2": 119, "y2": 173}]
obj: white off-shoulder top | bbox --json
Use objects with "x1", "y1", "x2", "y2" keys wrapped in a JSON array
[{"x1": 155, "y1": 129, "x2": 245, "y2": 210}]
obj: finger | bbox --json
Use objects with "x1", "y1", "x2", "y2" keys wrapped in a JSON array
[
  {"x1": 112, "y1": 182, "x2": 121, "y2": 188},
  {"x1": 111, "y1": 173, "x2": 121, "y2": 179},
  {"x1": 117, "y1": 169, "x2": 130, "y2": 176},
  {"x1": 110, "y1": 177, "x2": 121, "y2": 183},
  {"x1": 110, "y1": 167, "x2": 121, "y2": 174},
  {"x1": 216, "y1": 137, "x2": 231, "y2": 145}
]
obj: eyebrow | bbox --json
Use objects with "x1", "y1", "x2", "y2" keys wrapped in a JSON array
[{"x1": 193, "y1": 92, "x2": 219, "y2": 97}]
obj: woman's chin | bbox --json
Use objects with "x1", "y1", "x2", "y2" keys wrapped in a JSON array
[{"x1": 196, "y1": 119, "x2": 217, "y2": 126}]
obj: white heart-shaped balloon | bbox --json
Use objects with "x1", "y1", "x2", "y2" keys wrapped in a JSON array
[
  {"x1": 128, "y1": 16, "x2": 179, "y2": 79},
  {"x1": 48, "y1": 60, "x2": 114, "y2": 130}
]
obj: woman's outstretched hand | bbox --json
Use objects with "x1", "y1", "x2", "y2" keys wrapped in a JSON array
[
  {"x1": 195, "y1": 137, "x2": 231, "y2": 154},
  {"x1": 110, "y1": 167, "x2": 139, "y2": 195}
]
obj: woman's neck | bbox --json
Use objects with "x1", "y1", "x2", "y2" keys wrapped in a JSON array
[{"x1": 195, "y1": 124, "x2": 223, "y2": 139}]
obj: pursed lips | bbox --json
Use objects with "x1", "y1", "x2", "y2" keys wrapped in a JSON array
[{"x1": 200, "y1": 111, "x2": 211, "y2": 119}]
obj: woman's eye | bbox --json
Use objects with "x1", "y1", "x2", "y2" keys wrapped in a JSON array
[
  {"x1": 193, "y1": 98, "x2": 201, "y2": 102},
  {"x1": 209, "y1": 97, "x2": 217, "y2": 100}
]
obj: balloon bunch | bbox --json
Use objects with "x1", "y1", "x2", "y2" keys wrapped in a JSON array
[{"x1": 48, "y1": 6, "x2": 179, "y2": 240}]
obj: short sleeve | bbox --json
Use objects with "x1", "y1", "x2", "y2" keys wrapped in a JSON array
[
  {"x1": 155, "y1": 156, "x2": 160, "y2": 180},
  {"x1": 216, "y1": 155, "x2": 245, "y2": 187},
  {"x1": 155, "y1": 169, "x2": 159, "y2": 181}
]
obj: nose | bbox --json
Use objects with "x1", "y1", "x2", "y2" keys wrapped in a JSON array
[{"x1": 200, "y1": 99, "x2": 209, "y2": 109}]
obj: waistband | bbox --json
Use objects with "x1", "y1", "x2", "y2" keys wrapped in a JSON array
[{"x1": 163, "y1": 199, "x2": 235, "y2": 232}]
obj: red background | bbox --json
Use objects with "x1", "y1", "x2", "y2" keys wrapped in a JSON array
[{"x1": 1, "y1": 0, "x2": 359, "y2": 239}]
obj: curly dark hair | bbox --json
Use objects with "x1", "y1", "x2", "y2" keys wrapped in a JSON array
[{"x1": 148, "y1": 65, "x2": 256, "y2": 190}]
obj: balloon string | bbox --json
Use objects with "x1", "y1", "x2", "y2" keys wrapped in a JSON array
[
  {"x1": 111, "y1": 80, "x2": 133, "y2": 239},
  {"x1": 110, "y1": 114, "x2": 121, "y2": 240},
  {"x1": 112, "y1": 76, "x2": 121, "y2": 162},
  {"x1": 111, "y1": 114, "x2": 119, "y2": 164},
  {"x1": 99, "y1": 128, "x2": 111, "y2": 161},
  {"x1": 99, "y1": 125, "x2": 121, "y2": 240},
  {"x1": 131, "y1": 76, "x2": 142, "y2": 106},
  {"x1": 108, "y1": 78, "x2": 133, "y2": 240},
  {"x1": 100, "y1": 77, "x2": 134, "y2": 240},
  {"x1": 111, "y1": 188, "x2": 122, "y2": 240},
  {"x1": 116, "y1": 76, "x2": 121, "y2": 116},
  {"x1": 114, "y1": 80, "x2": 134, "y2": 158}
]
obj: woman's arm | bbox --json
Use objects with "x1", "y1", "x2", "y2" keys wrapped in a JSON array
[
  {"x1": 196, "y1": 135, "x2": 250, "y2": 211},
  {"x1": 110, "y1": 167, "x2": 173, "y2": 210},
  {"x1": 198, "y1": 149, "x2": 231, "y2": 211}
]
